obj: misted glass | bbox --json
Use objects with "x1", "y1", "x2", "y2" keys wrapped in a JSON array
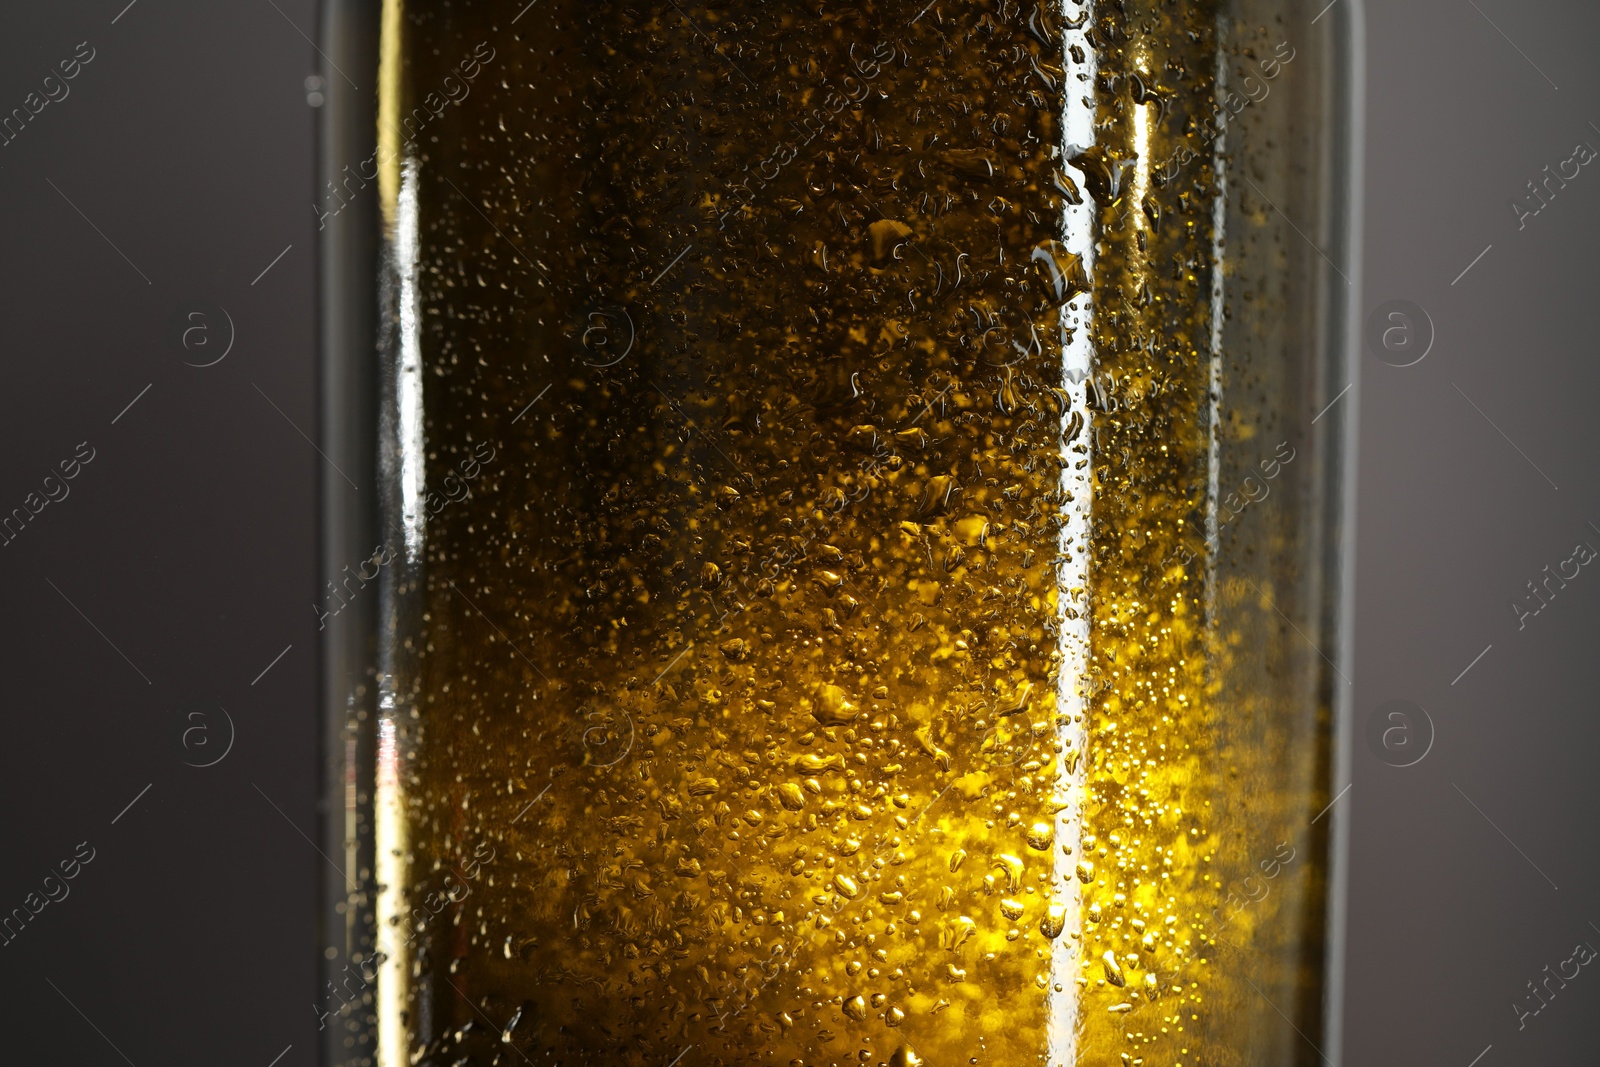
[{"x1": 325, "y1": 2, "x2": 1362, "y2": 1065}]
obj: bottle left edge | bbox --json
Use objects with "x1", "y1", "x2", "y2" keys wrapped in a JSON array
[{"x1": 318, "y1": 2, "x2": 384, "y2": 1065}]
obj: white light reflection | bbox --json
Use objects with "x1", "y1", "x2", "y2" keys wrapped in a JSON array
[
  {"x1": 397, "y1": 158, "x2": 426, "y2": 563},
  {"x1": 1130, "y1": 56, "x2": 1151, "y2": 230},
  {"x1": 1050, "y1": 2, "x2": 1096, "y2": 1063},
  {"x1": 375, "y1": 711, "x2": 407, "y2": 1067},
  {"x1": 1205, "y1": 46, "x2": 1229, "y2": 625}
]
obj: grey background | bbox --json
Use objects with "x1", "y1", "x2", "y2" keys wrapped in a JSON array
[
  {"x1": 0, "y1": 1, "x2": 1595, "y2": 1065},
  {"x1": 0, "y1": 1, "x2": 321, "y2": 1064},
  {"x1": 1349, "y1": 1, "x2": 1600, "y2": 1066}
]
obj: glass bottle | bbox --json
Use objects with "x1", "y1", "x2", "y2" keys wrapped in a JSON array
[{"x1": 321, "y1": 1, "x2": 1363, "y2": 1065}]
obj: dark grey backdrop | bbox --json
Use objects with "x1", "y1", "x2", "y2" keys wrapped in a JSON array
[
  {"x1": 0, "y1": 1, "x2": 320, "y2": 1064},
  {"x1": 1349, "y1": 2, "x2": 1600, "y2": 1065},
  {"x1": 0, "y1": 1, "x2": 1596, "y2": 1065}
]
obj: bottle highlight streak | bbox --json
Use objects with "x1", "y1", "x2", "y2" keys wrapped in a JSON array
[
  {"x1": 369, "y1": 2, "x2": 1333, "y2": 1065},
  {"x1": 1046, "y1": 5, "x2": 1096, "y2": 1064}
]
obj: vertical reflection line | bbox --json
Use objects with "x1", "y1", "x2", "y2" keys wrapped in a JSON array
[
  {"x1": 376, "y1": 0, "x2": 404, "y2": 227},
  {"x1": 1130, "y1": 52, "x2": 1151, "y2": 231},
  {"x1": 375, "y1": 714, "x2": 408, "y2": 1067},
  {"x1": 379, "y1": 157, "x2": 422, "y2": 1067},
  {"x1": 397, "y1": 159, "x2": 426, "y2": 562},
  {"x1": 1204, "y1": 46, "x2": 1228, "y2": 627},
  {"x1": 344, "y1": 733, "x2": 360, "y2": 932},
  {"x1": 1051, "y1": 3, "x2": 1096, "y2": 1063},
  {"x1": 375, "y1": 4, "x2": 409, "y2": 1058}
]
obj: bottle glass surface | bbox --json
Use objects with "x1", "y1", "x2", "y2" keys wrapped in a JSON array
[{"x1": 336, "y1": 2, "x2": 1360, "y2": 1065}]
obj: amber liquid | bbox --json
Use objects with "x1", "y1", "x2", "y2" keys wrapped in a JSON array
[{"x1": 378, "y1": 2, "x2": 1321, "y2": 1065}]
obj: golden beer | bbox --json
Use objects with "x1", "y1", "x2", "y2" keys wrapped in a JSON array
[{"x1": 349, "y1": 2, "x2": 1357, "y2": 1065}]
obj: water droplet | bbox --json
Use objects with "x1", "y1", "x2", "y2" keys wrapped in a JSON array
[
  {"x1": 943, "y1": 915, "x2": 976, "y2": 951},
  {"x1": 889, "y1": 1043, "x2": 924, "y2": 1067},
  {"x1": 868, "y1": 219, "x2": 914, "y2": 263},
  {"x1": 917, "y1": 475, "x2": 959, "y2": 518},
  {"x1": 812, "y1": 684, "x2": 858, "y2": 725},
  {"x1": 1070, "y1": 144, "x2": 1134, "y2": 205},
  {"x1": 993, "y1": 853, "x2": 1024, "y2": 890},
  {"x1": 1052, "y1": 168, "x2": 1083, "y2": 204},
  {"x1": 1030, "y1": 240, "x2": 1089, "y2": 305},
  {"x1": 501, "y1": 1001, "x2": 527, "y2": 1042},
  {"x1": 1102, "y1": 950, "x2": 1126, "y2": 987},
  {"x1": 846, "y1": 425, "x2": 880, "y2": 451},
  {"x1": 778, "y1": 783, "x2": 807, "y2": 810},
  {"x1": 944, "y1": 149, "x2": 996, "y2": 183}
]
